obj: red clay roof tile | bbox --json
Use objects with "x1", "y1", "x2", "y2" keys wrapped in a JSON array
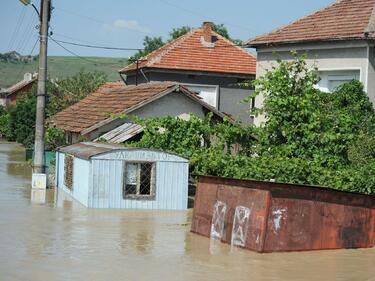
[
  {"x1": 247, "y1": 0, "x2": 375, "y2": 46},
  {"x1": 120, "y1": 29, "x2": 256, "y2": 76},
  {"x1": 52, "y1": 81, "x2": 227, "y2": 134},
  {"x1": 52, "y1": 82, "x2": 178, "y2": 133}
]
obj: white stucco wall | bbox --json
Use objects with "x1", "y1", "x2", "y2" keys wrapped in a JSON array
[{"x1": 253, "y1": 41, "x2": 374, "y2": 126}]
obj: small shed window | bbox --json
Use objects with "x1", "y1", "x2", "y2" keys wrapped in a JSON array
[
  {"x1": 64, "y1": 154, "x2": 74, "y2": 190},
  {"x1": 123, "y1": 162, "x2": 156, "y2": 200}
]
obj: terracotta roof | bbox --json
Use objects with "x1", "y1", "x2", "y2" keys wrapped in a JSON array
[
  {"x1": 120, "y1": 29, "x2": 256, "y2": 76},
  {"x1": 52, "y1": 81, "x2": 228, "y2": 134},
  {"x1": 247, "y1": 0, "x2": 375, "y2": 46}
]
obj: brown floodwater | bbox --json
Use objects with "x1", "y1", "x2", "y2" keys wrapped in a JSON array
[{"x1": 1, "y1": 142, "x2": 375, "y2": 281}]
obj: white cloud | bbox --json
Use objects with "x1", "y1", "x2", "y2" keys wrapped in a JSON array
[{"x1": 103, "y1": 19, "x2": 151, "y2": 34}]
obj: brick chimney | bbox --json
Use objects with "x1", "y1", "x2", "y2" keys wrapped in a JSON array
[{"x1": 203, "y1": 22, "x2": 213, "y2": 43}]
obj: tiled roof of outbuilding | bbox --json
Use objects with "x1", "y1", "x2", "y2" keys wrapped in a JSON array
[
  {"x1": 247, "y1": 0, "x2": 375, "y2": 46},
  {"x1": 52, "y1": 81, "x2": 228, "y2": 134},
  {"x1": 120, "y1": 28, "x2": 256, "y2": 76}
]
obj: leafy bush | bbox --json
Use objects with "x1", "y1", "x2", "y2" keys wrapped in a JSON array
[
  {"x1": 45, "y1": 126, "x2": 66, "y2": 150},
  {"x1": 127, "y1": 114, "x2": 256, "y2": 176},
  {"x1": 0, "y1": 71, "x2": 106, "y2": 149},
  {"x1": 7, "y1": 93, "x2": 36, "y2": 148},
  {"x1": 0, "y1": 106, "x2": 11, "y2": 139},
  {"x1": 128, "y1": 57, "x2": 375, "y2": 195}
]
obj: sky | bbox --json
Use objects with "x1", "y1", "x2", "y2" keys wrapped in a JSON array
[{"x1": 0, "y1": 0, "x2": 335, "y2": 58}]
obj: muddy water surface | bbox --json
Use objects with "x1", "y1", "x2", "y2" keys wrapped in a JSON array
[{"x1": 1, "y1": 142, "x2": 375, "y2": 281}]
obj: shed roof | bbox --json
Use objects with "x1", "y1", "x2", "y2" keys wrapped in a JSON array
[
  {"x1": 58, "y1": 142, "x2": 188, "y2": 162},
  {"x1": 247, "y1": 0, "x2": 375, "y2": 47},
  {"x1": 52, "y1": 81, "x2": 229, "y2": 134},
  {"x1": 1, "y1": 76, "x2": 37, "y2": 97},
  {"x1": 119, "y1": 27, "x2": 256, "y2": 76}
]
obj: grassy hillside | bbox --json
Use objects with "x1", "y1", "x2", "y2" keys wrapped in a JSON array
[{"x1": 0, "y1": 56, "x2": 128, "y2": 88}]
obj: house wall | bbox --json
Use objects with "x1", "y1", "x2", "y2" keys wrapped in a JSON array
[
  {"x1": 89, "y1": 150, "x2": 189, "y2": 209},
  {"x1": 220, "y1": 87, "x2": 253, "y2": 123},
  {"x1": 368, "y1": 46, "x2": 375, "y2": 101},
  {"x1": 125, "y1": 70, "x2": 254, "y2": 123},
  {"x1": 253, "y1": 41, "x2": 372, "y2": 125},
  {"x1": 56, "y1": 152, "x2": 91, "y2": 206},
  {"x1": 86, "y1": 91, "x2": 213, "y2": 140}
]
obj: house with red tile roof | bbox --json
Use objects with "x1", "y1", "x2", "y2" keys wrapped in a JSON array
[
  {"x1": 119, "y1": 22, "x2": 257, "y2": 123},
  {"x1": 0, "y1": 73, "x2": 37, "y2": 107},
  {"x1": 52, "y1": 81, "x2": 229, "y2": 143},
  {"x1": 246, "y1": 0, "x2": 375, "y2": 125}
]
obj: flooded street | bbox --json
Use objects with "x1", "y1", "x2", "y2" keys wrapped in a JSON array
[{"x1": 1, "y1": 142, "x2": 375, "y2": 281}]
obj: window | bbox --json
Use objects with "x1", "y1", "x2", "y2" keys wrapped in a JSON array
[
  {"x1": 123, "y1": 162, "x2": 156, "y2": 200},
  {"x1": 64, "y1": 154, "x2": 74, "y2": 190},
  {"x1": 184, "y1": 84, "x2": 219, "y2": 108},
  {"x1": 317, "y1": 70, "x2": 360, "y2": 92}
]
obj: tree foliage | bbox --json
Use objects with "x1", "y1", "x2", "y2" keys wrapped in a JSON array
[
  {"x1": 126, "y1": 56, "x2": 375, "y2": 195},
  {"x1": 130, "y1": 36, "x2": 165, "y2": 61},
  {"x1": 126, "y1": 114, "x2": 256, "y2": 176},
  {"x1": 7, "y1": 93, "x2": 36, "y2": 148},
  {"x1": 0, "y1": 71, "x2": 106, "y2": 149},
  {"x1": 47, "y1": 71, "x2": 107, "y2": 116}
]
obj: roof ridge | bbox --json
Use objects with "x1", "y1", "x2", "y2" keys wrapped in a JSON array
[
  {"x1": 246, "y1": 0, "x2": 342, "y2": 45},
  {"x1": 146, "y1": 29, "x2": 197, "y2": 67},
  {"x1": 123, "y1": 30, "x2": 196, "y2": 71}
]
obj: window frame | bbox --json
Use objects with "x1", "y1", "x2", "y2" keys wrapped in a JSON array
[
  {"x1": 122, "y1": 161, "x2": 156, "y2": 200},
  {"x1": 317, "y1": 68, "x2": 361, "y2": 93}
]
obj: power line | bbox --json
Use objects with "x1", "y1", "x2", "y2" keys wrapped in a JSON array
[
  {"x1": 50, "y1": 37, "x2": 248, "y2": 53},
  {"x1": 8, "y1": 8, "x2": 27, "y2": 51},
  {"x1": 49, "y1": 36, "x2": 126, "y2": 66},
  {"x1": 17, "y1": 9, "x2": 39, "y2": 54},
  {"x1": 156, "y1": 0, "x2": 256, "y2": 33},
  {"x1": 49, "y1": 37, "x2": 102, "y2": 65},
  {"x1": 50, "y1": 38, "x2": 142, "y2": 51},
  {"x1": 52, "y1": 32, "x2": 110, "y2": 46},
  {"x1": 15, "y1": 38, "x2": 39, "y2": 80}
]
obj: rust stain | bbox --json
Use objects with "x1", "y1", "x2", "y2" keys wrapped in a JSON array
[{"x1": 191, "y1": 176, "x2": 375, "y2": 253}]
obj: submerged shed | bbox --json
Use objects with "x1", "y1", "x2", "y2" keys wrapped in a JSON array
[{"x1": 55, "y1": 142, "x2": 189, "y2": 210}]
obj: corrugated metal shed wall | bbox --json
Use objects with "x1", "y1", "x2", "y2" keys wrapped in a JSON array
[
  {"x1": 89, "y1": 159, "x2": 188, "y2": 209},
  {"x1": 57, "y1": 147, "x2": 189, "y2": 210},
  {"x1": 56, "y1": 152, "x2": 91, "y2": 207}
]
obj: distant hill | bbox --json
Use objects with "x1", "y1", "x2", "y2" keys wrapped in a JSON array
[{"x1": 0, "y1": 55, "x2": 128, "y2": 89}]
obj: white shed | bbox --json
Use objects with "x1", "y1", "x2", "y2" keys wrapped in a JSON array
[{"x1": 55, "y1": 142, "x2": 189, "y2": 210}]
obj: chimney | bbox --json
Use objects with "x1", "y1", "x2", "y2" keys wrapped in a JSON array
[
  {"x1": 23, "y1": 72, "x2": 32, "y2": 81},
  {"x1": 202, "y1": 22, "x2": 213, "y2": 43}
]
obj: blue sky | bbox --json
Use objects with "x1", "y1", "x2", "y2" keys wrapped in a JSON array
[{"x1": 1, "y1": 0, "x2": 334, "y2": 58}]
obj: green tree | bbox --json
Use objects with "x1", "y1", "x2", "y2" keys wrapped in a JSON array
[
  {"x1": 126, "y1": 114, "x2": 255, "y2": 176},
  {"x1": 47, "y1": 71, "x2": 107, "y2": 116},
  {"x1": 130, "y1": 36, "x2": 165, "y2": 61},
  {"x1": 0, "y1": 106, "x2": 11, "y2": 139},
  {"x1": 0, "y1": 71, "x2": 106, "y2": 149},
  {"x1": 169, "y1": 26, "x2": 192, "y2": 40},
  {"x1": 7, "y1": 93, "x2": 36, "y2": 148}
]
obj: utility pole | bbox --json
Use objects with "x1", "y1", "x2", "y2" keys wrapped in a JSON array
[
  {"x1": 34, "y1": 0, "x2": 50, "y2": 175},
  {"x1": 19, "y1": 0, "x2": 51, "y2": 189}
]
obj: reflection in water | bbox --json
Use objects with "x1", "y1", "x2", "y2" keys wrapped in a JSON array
[
  {"x1": 1, "y1": 142, "x2": 375, "y2": 281},
  {"x1": 31, "y1": 189, "x2": 47, "y2": 204}
]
